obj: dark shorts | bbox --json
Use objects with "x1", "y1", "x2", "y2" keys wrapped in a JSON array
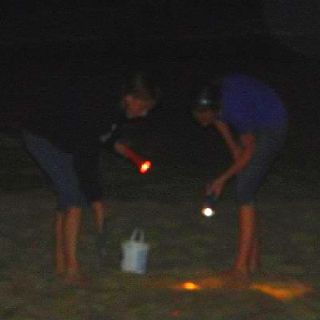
[
  {"x1": 23, "y1": 131, "x2": 103, "y2": 210},
  {"x1": 236, "y1": 125, "x2": 287, "y2": 206}
]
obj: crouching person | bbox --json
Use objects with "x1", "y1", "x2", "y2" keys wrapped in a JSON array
[
  {"x1": 22, "y1": 73, "x2": 160, "y2": 287},
  {"x1": 193, "y1": 73, "x2": 288, "y2": 284}
]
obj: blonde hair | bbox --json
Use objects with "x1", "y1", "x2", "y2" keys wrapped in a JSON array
[{"x1": 122, "y1": 72, "x2": 160, "y2": 103}]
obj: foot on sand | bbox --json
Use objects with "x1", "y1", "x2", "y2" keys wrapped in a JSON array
[{"x1": 62, "y1": 272, "x2": 91, "y2": 289}]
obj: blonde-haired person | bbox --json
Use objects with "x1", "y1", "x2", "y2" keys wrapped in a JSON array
[{"x1": 23, "y1": 72, "x2": 160, "y2": 287}]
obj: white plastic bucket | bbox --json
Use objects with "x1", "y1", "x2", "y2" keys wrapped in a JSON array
[{"x1": 121, "y1": 228, "x2": 149, "y2": 274}]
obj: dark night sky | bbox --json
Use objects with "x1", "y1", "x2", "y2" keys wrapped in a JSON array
[
  {"x1": 1, "y1": 0, "x2": 320, "y2": 57},
  {"x1": 0, "y1": 1, "x2": 319, "y2": 158},
  {"x1": 1, "y1": 1, "x2": 265, "y2": 45},
  {"x1": 1, "y1": 2, "x2": 319, "y2": 111}
]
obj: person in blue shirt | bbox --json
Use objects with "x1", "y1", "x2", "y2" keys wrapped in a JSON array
[{"x1": 193, "y1": 74, "x2": 288, "y2": 283}]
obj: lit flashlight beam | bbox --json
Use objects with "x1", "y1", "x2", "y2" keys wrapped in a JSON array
[
  {"x1": 139, "y1": 160, "x2": 152, "y2": 174},
  {"x1": 116, "y1": 143, "x2": 152, "y2": 174},
  {"x1": 201, "y1": 207, "x2": 215, "y2": 217},
  {"x1": 201, "y1": 193, "x2": 218, "y2": 217}
]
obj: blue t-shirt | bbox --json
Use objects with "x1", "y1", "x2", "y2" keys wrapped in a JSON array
[{"x1": 219, "y1": 74, "x2": 288, "y2": 133}]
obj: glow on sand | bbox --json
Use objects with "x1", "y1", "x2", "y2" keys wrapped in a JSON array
[
  {"x1": 250, "y1": 282, "x2": 313, "y2": 301},
  {"x1": 171, "y1": 277, "x2": 313, "y2": 301},
  {"x1": 181, "y1": 282, "x2": 201, "y2": 291}
]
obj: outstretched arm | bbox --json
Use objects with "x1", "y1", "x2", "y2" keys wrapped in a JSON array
[
  {"x1": 113, "y1": 141, "x2": 130, "y2": 157},
  {"x1": 114, "y1": 141, "x2": 151, "y2": 174}
]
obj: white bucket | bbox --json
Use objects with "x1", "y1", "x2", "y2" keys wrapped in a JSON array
[{"x1": 121, "y1": 228, "x2": 149, "y2": 274}]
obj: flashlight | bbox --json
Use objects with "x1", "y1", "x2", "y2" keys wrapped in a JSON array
[
  {"x1": 139, "y1": 160, "x2": 152, "y2": 174},
  {"x1": 121, "y1": 145, "x2": 152, "y2": 174},
  {"x1": 201, "y1": 192, "x2": 218, "y2": 217}
]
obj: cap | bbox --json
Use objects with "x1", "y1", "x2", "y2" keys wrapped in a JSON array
[{"x1": 196, "y1": 86, "x2": 216, "y2": 110}]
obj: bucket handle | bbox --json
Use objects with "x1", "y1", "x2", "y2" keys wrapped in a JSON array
[{"x1": 130, "y1": 228, "x2": 145, "y2": 242}]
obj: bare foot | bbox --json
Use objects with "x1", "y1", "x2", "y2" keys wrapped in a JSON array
[
  {"x1": 62, "y1": 272, "x2": 91, "y2": 288},
  {"x1": 249, "y1": 262, "x2": 261, "y2": 275},
  {"x1": 219, "y1": 269, "x2": 251, "y2": 289},
  {"x1": 55, "y1": 261, "x2": 65, "y2": 277},
  {"x1": 55, "y1": 271, "x2": 65, "y2": 281}
]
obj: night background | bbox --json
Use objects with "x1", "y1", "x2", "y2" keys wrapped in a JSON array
[
  {"x1": 0, "y1": 1, "x2": 320, "y2": 319},
  {"x1": 1, "y1": 0, "x2": 320, "y2": 164}
]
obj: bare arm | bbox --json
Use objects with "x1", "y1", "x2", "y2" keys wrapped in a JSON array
[
  {"x1": 213, "y1": 120, "x2": 242, "y2": 160},
  {"x1": 113, "y1": 141, "x2": 129, "y2": 157},
  {"x1": 114, "y1": 141, "x2": 146, "y2": 165},
  {"x1": 209, "y1": 133, "x2": 256, "y2": 195}
]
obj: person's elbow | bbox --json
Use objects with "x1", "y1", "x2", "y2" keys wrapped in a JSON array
[{"x1": 114, "y1": 141, "x2": 127, "y2": 156}]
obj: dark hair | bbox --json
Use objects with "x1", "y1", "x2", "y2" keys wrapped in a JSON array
[
  {"x1": 194, "y1": 81, "x2": 222, "y2": 112},
  {"x1": 122, "y1": 72, "x2": 160, "y2": 102}
]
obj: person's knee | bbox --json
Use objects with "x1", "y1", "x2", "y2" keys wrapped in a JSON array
[
  {"x1": 239, "y1": 203, "x2": 256, "y2": 214},
  {"x1": 91, "y1": 200, "x2": 107, "y2": 212}
]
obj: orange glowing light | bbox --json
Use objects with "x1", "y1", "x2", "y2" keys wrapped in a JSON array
[
  {"x1": 139, "y1": 160, "x2": 152, "y2": 174},
  {"x1": 170, "y1": 277, "x2": 313, "y2": 301},
  {"x1": 182, "y1": 282, "x2": 201, "y2": 291},
  {"x1": 121, "y1": 145, "x2": 152, "y2": 174},
  {"x1": 251, "y1": 282, "x2": 313, "y2": 301}
]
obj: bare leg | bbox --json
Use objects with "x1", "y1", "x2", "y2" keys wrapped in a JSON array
[
  {"x1": 220, "y1": 205, "x2": 256, "y2": 286},
  {"x1": 248, "y1": 230, "x2": 261, "y2": 274},
  {"x1": 91, "y1": 200, "x2": 108, "y2": 233},
  {"x1": 54, "y1": 212, "x2": 65, "y2": 275},
  {"x1": 91, "y1": 200, "x2": 110, "y2": 264},
  {"x1": 63, "y1": 207, "x2": 82, "y2": 281},
  {"x1": 233, "y1": 204, "x2": 257, "y2": 276}
]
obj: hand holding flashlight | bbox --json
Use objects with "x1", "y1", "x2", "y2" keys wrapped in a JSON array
[
  {"x1": 207, "y1": 177, "x2": 226, "y2": 196},
  {"x1": 201, "y1": 192, "x2": 219, "y2": 217},
  {"x1": 201, "y1": 177, "x2": 224, "y2": 217}
]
